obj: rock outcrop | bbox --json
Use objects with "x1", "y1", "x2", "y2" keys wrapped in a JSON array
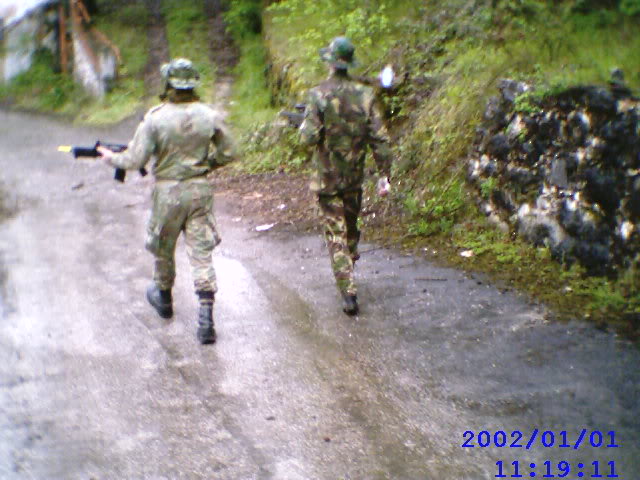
[{"x1": 468, "y1": 73, "x2": 639, "y2": 275}]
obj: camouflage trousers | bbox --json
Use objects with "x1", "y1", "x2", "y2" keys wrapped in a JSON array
[
  {"x1": 145, "y1": 179, "x2": 220, "y2": 295},
  {"x1": 317, "y1": 189, "x2": 363, "y2": 295}
]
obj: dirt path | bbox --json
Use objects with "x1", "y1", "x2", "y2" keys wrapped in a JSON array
[
  {"x1": 142, "y1": 0, "x2": 237, "y2": 107},
  {"x1": 204, "y1": 0, "x2": 238, "y2": 109},
  {"x1": 143, "y1": 0, "x2": 170, "y2": 98}
]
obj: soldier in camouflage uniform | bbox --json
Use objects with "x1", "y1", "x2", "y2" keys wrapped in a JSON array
[
  {"x1": 98, "y1": 58, "x2": 235, "y2": 344},
  {"x1": 299, "y1": 37, "x2": 393, "y2": 315}
]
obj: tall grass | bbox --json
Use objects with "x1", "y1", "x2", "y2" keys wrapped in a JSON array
[
  {"x1": 227, "y1": 35, "x2": 278, "y2": 132},
  {"x1": 162, "y1": 0, "x2": 215, "y2": 102},
  {"x1": 0, "y1": 49, "x2": 85, "y2": 114}
]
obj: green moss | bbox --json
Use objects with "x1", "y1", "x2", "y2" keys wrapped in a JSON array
[{"x1": 479, "y1": 177, "x2": 498, "y2": 199}]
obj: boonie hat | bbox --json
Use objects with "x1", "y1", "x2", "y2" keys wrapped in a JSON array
[
  {"x1": 161, "y1": 58, "x2": 200, "y2": 89},
  {"x1": 320, "y1": 36, "x2": 357, "y2": 70}
]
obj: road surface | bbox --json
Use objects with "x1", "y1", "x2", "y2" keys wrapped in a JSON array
[{"x1": 0, "y1": 110, "x2": 638, "y2": 479}]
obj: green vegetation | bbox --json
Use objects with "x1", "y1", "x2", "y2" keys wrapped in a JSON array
[
  {"x1": 224, "y1": 1, "x2": 308, "y2": 173},
  {"x1": 80, "y1": 7, "x2": 149, "y2": 123},
  {"x1": 227, "y1": 36, "x2": 277, "y2": 133},
  {"x1": 225, "y1": 0, "x2": 640, "y2": 335},
  {"x1": 224, "y1": 0, "x2": 262, "y2": 38},
  {"x1": 265, "y1": 0, "x2": 393, "y2": 82},
  {"x1": 0, "y1": 49, "x2": 86, "y2": 114},
  {"x1": 0, "y1": 3, "x2": 148, "y2": 123},
  {"x1": 0, "y1": 0, "x2": 220, "y2": 122},
  {"x1": 162, "y1": 0, "x2": 215, "y2": 102}
]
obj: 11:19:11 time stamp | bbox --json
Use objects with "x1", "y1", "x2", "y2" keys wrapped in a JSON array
[{"x1": 495, "y1": 460, "x2": 618, "y2": 478}]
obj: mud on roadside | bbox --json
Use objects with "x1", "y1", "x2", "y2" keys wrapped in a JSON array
[{"x1": 212, "y1": 171, "x2": 318, "y2": 232}]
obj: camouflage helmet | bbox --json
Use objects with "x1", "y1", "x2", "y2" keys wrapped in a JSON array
[
  {"x1": 161, "y1": 58, "x2": 200, "y2": 90},
  {"x1": 320, "y1": 36, "x2": 357, "y2": 70}
]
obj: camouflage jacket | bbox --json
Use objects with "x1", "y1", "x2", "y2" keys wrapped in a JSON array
[
  {"x1": 110, "y1": 100, "x2": 235, "y2": 182},
  {"x1": 299, "y1": 71, "x2": 392, "y2": 195}
]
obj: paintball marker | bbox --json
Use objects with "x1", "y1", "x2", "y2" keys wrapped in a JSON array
[
  {"x1": 57, "y1": 141, "x2": 147, "y2": 182},
  {"x1": 279, "y1": 103, "x2": 307, "y2": 128}
]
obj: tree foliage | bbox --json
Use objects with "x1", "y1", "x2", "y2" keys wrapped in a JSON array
[
  {"x1": 223, "y1": 0, "x2": 263, "y2": 38},
  {"x1": 266, "y1": 0, "x2": 391, "y2": 72}
]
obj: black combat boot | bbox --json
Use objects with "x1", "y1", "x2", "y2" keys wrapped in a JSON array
[
  {"x1": 146, "y1": 285, "x2": 173, "y2": 318},
  {"x1": 341, "y1": 292, "x2": 359, "y2": 316},
  {"x1": 197, "y1": 304, "x2": 216, "y2": 344},
  {"x1": 196, "y1": 291, "x2": 216, "y2": 344}
]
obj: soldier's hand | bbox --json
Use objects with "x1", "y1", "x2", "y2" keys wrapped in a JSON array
[
  {"x1": 377, "y1": 177, "x2": 391, "y2": 197},
  {"x1": 97, "y1": 146, "x2": 114, "y2": 165}
]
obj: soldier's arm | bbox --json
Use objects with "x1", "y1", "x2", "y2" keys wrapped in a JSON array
[
  {"x1": 108, "y1": 115, "x2": 156, "y2": 170},
  {"x1": 299, "y1": 91, "x2": 323, "y2": 146},
  {"x1": 208, "y1": 117, "x2": 236, "y2": 169},
  {"x1": 368, "y1": 98, "x2": 393, "y2": 179}
]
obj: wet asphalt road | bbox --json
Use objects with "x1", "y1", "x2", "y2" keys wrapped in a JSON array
[{"x1": 0, "y1": 110, "x2": 638, "y2": 479}]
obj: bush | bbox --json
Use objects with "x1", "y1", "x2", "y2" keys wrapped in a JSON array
[
  {"x1": 224, "y1": 0, "x2": 262, "y2": 38},
  {"x1": 620, "y1": 0, "x2": 640, "y2": 16},
  {"x1": 266, "y1": 0, "x2": 392, "y2": 73},
  {"x1": 0, "y1": 48, "x2": 81, "y2": 111},
  {"x1": 113, "y1": 3, "x2": 149, "y2": 26}
]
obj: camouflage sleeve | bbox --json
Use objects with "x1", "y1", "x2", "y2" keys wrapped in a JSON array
[
  {"x1": 109, "y1": 115, "x2": 156, "y2": 170},
  {"x1": 299, "y1": 90, "x2": 323, "y2": 146},
  {"x1": 208, "y1": 117, "x2": 236, "y2": 169},
  {"x1": 369, "y1": 98, "x2": 393, "y2": 179}
]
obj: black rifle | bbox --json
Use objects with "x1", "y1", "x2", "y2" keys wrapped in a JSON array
[
  {"x1": 60, "y1": 141, "x2": 148, "y2": 182},
  {"x1": 279, "y1": 103, "x2": 306, "y2": 128}
]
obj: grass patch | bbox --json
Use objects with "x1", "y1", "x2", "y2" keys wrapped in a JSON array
[
  {"x1": 263, "y1": 0, "x2": 415, "y2": 91},
  {"x1": 385, "y1": 217, "x2": 640, "y2": 338},
  {"x1": 0, "y1": 7, "x2": 148, "y2": 124},
  {"x1": 223, "y1": 2, "x2": 309, "y2": 175},
  {"x1": 79, "y1": 10, "x2": 149, "y2": 124},
  {"x1": 162, "y1": 0, "x2": 215, "y2": 102},
  {"x1": 226, "y1": 35, "x2": 302, "y2": 174},
  {"x1": 0, "y1": 49, "x2": 88, "y2": 115},
  {"x1": 227, "y1": 35, "x2": 278, "y2": 132},
  {"x1": 229, "y1": 43, "x2": 309, "y2": 174}
]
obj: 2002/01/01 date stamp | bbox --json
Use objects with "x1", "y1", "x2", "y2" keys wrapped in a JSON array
[{"x1": 462, "y1": 430, "x2": 621, "y2": 478}]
